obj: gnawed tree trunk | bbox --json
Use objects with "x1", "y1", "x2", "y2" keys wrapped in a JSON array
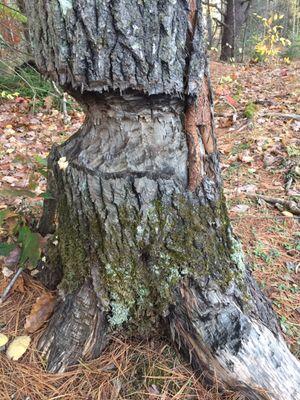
[{"x1": 25, "y1": 1, "x2": 300, "y2": 399}]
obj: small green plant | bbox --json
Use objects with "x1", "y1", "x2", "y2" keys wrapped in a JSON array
[
  {"x1": 281, "y1": 36, "x2": 300, "y2": 60},
  {"x1": 252, "y1": 13, "x2": 291, "y2": 62},
  {"x1": 253, "y1": 241, "x2": 280, "y2": 264},
  {"x1": 244, "y1": 102, "x2": 257, "y2": 119},
  {"x1": 231, "y1": 142, "x2": 251, "y2": 155},
  {"x1": 0, "y1": 66, "x2": 57, "y2": 104},
  {"x1": 0, "y1": 3, "x2": 27, "y2": 23},
  {"x1": 0, "y1": 210, "x2": 41, "y2": 270}
]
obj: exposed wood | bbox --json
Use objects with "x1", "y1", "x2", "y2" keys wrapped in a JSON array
[
  {"x1": 196, "y1": 77, "x2": 215, "y2": 154},
  {"x1": 169, "y1": 276, "x2": 300, "y2": 400},
  {"x1": 185, "y1": 102, "x2": 202, "y2": 191},
  {"x1": 38, "y1": 280, "x2": 108, "y2": 373}
]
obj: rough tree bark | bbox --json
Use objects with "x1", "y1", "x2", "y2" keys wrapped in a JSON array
[
  {"x1": 24, "y1": 1, "x2": 300, "y2": 399},
  {"x1": 220, "y1": 0, "x2": 251, "y2": 61}
]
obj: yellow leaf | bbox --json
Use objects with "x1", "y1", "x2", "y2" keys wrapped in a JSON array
[
  {"x1": 282, "y1": 211, "x2": 294, "y2": 218},
  {"x1": 6, "y1": 335, "x2": 31, "y2": 360},
  {"x1": 0, "y1": 333, "x2": 9, "y2": 348}
]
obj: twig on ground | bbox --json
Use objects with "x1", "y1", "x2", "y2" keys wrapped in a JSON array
[
  {"x1": 261, "y1": 112, "x2": 300, "y2": 121},
  {"x1": 0, "y1": 267, "x2": 23, "y2": 304},
  {"x1": 248, "y1": 194, "x2": 300, "y2": 216}
]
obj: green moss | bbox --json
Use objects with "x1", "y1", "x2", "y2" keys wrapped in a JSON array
[
  {"x1": 57, "y1": 195, "x2": 89, "y2": 292},
  {"x1": 55, "y1": 191, "x2": 246, "y2": 332},
  {"x1": 98, "y1": 196, "x2": 238, "y2": 331}
]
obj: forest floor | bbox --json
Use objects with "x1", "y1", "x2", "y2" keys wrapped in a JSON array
[{"x1": 0, "y1": 60, "x2": 299, "y2": 399}]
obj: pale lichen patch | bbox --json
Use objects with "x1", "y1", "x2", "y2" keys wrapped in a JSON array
[
  {"x1": 229, "y1": 232, "x2": 246, "y2": 272},
  {"x1": 58, "y1": 0, "x2": 72, "y2": 16}
]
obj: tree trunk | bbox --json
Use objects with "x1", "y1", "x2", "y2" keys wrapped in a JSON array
[
  {"x1": 25, "y1": 1, "x2": 300, "y2": 399},
  {"x1": 220, "y1": 0, "x2": 251, "y2": 62},
  {"x1": 204, "y1": 0, "x2": 213, "y2": 49}
]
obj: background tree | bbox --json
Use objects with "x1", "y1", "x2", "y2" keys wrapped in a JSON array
[
  {"x1": 220, "y1": 0, "x2": 252, "y2": 61},
  {"x1": 24, "y1": 1, "x2": 300, "y2": 399}
]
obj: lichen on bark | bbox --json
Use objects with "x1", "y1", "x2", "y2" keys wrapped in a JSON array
[{"x1": 53, "y1": 170, "x2": 241, "y2": 333}]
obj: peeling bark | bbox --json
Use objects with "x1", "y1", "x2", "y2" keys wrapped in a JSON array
[{"x1": 24, "y1": 1, "x2": 300, "y2": 399}]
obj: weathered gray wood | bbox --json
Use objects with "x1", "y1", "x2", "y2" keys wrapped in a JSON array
[{"x1": 24, "y1": 1, "x2": 300, "y2": 399}]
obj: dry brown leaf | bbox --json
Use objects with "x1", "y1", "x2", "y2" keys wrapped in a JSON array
[
  {"x1": 24, "y1": 292, "x2": 56, "y2": 333},
  {"x1": 218, "y1": 115, "x2": 234, "y2": 128},
  {"x1": 14, "y1": 274, "x2": 25, "y2": 293},
  {"x1": 44, "y1": 96, "x2": 54, "y2": 111},
  {"x1": 4, "y1": 247, "x2": 21, "y2": 267},
  {"x1": 0, "y1": 275, "x2": 25, "y2": 295}
]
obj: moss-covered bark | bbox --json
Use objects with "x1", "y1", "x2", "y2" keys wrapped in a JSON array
[{"x1": 56, "y1": 187, "x2": 239, "y2": 332}]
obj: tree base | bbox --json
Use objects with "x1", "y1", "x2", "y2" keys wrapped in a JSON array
[
  {"x1": 38, "y1": 280, "x2": 107, "y2": 373},
  {"x1": 37, "y1": 270, "x2": 300, "y2": 399}
]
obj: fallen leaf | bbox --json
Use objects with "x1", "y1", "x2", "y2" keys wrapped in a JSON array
[
  {"x1": 24, "y1": 293, "x2": 56, "y2": 333},
  {"x1": 2, "y1": 176, "x2": 18, "y2": 184},
  {"x1": 4, "y1": 246, "x2": 21, "y2": 266},
  {"x1": 0, "y1": 274, "x2": 25, "y2": 294},
  {"x1": 148, "y1": 384, "x2": 160, "y2": 395},
  {"x1": 6, "y1": 335, "x2": 31, "y2": 360},
  {"x1": 218, "y1": 115, "x2": 234, "y2": 128},
  {"x1": 292, "y1": 121, "x2": 300, "y2": 132},
  {"x1": 14, "y1": 274, "x2": 25, "y2": 293},
  {"x1": 263, "y1": 154, "x2": 277, "y2": 167},
  {"x1": 3, "y1": 128, "x2": 16, "y2": 135},
  {"x1": 236, "y1": 184, "x2": 257, "y2": 194},
  {"x1": 230, "y1": 204, "x2": 250, "y2": 213},
  {"x1": 224, "y1": 94, "x2": 238, "y2": 107},
  {"x1": 238, "y1": 151, "x2": 254, "y2": 163},
  {"x1": 282, "y1": 211, "x2": 294, "y2": 218},
  {"x1": 0, "y1": 333, "x2": 9, "y2": 348},
  {"x1": 219, "y1": 143, "x2": 233, "y2": 154},
  {"x1": 44, "y1": 96, "x2": 54, "y2": 111},
  {"x1": 2, "y1": 266, "x2": 14, "y2": 277}
]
